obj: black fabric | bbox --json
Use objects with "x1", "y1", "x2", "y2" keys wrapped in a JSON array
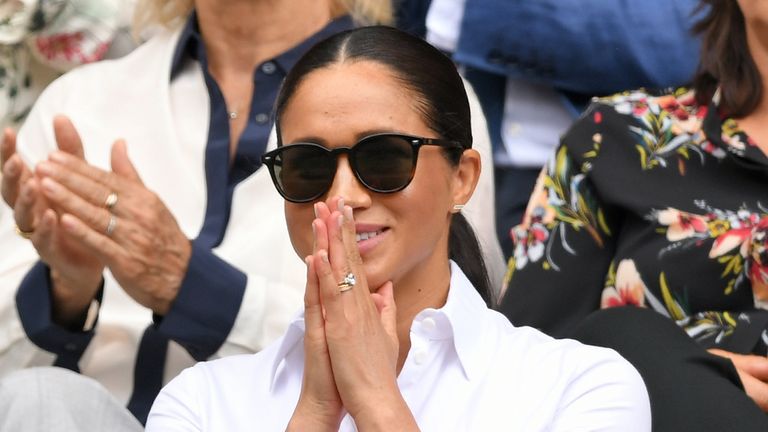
[
  {"x1": 501, "y1": 88, "x2": 768, "y2": 352},
  {"x1": 571, "y1": 307, "x2": 768, "y2": 431},
  {"x1": 493, "y1": 165, "x2": 540, "y2": 259}
]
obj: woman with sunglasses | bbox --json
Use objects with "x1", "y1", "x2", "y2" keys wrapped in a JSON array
[{"x1": 147, "y1": 26, "x2": 649, "y2": 431}]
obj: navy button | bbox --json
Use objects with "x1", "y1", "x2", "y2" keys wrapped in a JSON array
[
  {"x1": 261, "y1": 62, "x2": 277, "y2": 74},
  {"x1": 255, "y1": 113, "x2": 269, "y2": 124}
]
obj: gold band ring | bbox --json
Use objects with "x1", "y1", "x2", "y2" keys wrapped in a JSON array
[
  {"x1": 15, "y1": 224, "x2": 34, "y2": 239},
  {"x1": 337, "y1": 272, "x2": 356, "y2": 293},
  {"x1": 104, "y1": 192, "x2": 118, "y2": 211}
]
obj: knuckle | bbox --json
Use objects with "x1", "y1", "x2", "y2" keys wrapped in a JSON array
[{"x1": 122, "y1": 261, "x2": 143, "y2": 282}]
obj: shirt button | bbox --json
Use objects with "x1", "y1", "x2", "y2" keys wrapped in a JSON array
[
  {"x1": 422, "y1": 317, "x2": 436, "y2": 332},
  {"x1": 261, "y1": 61, "x2": 277, "y2": 74},
  {"x1": 414, "y1": 349, "x2": 428, "y2": 365},
  {"x1": 254, "y1": 113, "x2": 269, "y2": 124}
]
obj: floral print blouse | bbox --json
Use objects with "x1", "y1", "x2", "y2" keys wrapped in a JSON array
[{"x1": 499, "y1": 88, "x2": 768, "y2": 355}]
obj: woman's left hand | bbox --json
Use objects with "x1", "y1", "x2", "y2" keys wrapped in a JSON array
[
  {"x1": 312, "y1": 197, "x2": 418, "y2": 430},
  {"x1": 35, "y1": 140, "x2": 191, "y2": 315}
]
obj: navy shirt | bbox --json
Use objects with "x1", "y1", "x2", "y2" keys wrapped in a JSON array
[{"x1": 16, "y1": 12, "x2": 354, "y2": 424}]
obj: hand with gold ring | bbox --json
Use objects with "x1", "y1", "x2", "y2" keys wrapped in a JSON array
[
  {"x1": 15, "y1": 224, "x2": 34, "y2": 239},
  {"x1": 309, "y1": 196, "x2": 411, "y2": 429},
  {"x1": 3, "y1": 117, "x2": 105, "y2": 327},
  {"x1": 337, "y1": 272, "x2": 356, "y2": 293},
  {"x1": 288, "y1": 202, "x2": 344, "y2": 431},
  {"x1": 35, "y1": 139, "x2": 191, "y2": 315}
]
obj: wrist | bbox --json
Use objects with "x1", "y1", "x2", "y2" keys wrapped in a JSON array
[
  {"x1": 150, "y1": 238, "x2": 191, "y2": 316},
  {"x1": 50, "y1": 268, "x2": 103, "y2": 328},
  {"x1": 349, "y1": 390, "x2": 418, "y2": 432},
  {"x1": 288, "y1": 396, "x2": 343, "y2": 432}
]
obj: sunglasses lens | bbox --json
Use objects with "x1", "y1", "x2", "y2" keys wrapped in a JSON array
[
  {"x1": 354, "y1": 136, "x2": 416, "y2": 192},
  {"x1": 273, "y1": 145, "x2": 335, "y2": 202}
]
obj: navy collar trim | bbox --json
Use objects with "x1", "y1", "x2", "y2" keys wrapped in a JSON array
[{"x1": 169, "y1": 12, "x2": 355, "y2": 80}]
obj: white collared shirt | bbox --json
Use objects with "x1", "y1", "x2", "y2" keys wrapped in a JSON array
[{"x1": 147, "y1": 262, "x2": 650, "y2": 431}]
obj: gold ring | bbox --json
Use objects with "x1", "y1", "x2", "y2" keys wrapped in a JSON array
[
  {"x1": 105, "y1": 214, "x2": 117, "y2": 236},
  {"x1": 104, "y1": 192, "x2": 118, "y2": 211},
  {"x1": 337, "y1": 272, "x2": 356, "y2": 293},
  {"x1": 15, "y1": 224, "x2": 34, "y2": 239}
]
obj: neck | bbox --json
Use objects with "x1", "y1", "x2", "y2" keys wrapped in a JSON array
[
  {"x1": 194, "y1": 0, "x2": 335, "y2": 77},
  {"x1": 737, "y1": 19, "x2": 768, "y2": 155},
  {"x1": 392, "y1": 242, "x2": 452, "y2": 372}
]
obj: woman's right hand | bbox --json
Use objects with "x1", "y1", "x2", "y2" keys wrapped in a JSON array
[
  {"x1": 1, "y1": 118, "x2": 104, "y2": 327},
  {"x1": 708, "y1": 348, "x2": 768, "y2": 411},
  {"x1": 287, "y1": 202, "x2": 344, "y2": 432}
]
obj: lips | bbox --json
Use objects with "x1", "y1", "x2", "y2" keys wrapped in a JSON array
[
  {"x1": 354, "y1": 223, "x2": 389, "y2": 255},
  {"x1": 356, "y1": 230, "x2": 383, "y2": 242}
]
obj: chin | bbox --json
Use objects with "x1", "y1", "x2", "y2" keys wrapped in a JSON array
[{"x1": 361, "y1": 260, "x2": 390, "y2": 293}]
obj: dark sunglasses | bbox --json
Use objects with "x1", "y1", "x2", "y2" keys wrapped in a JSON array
[{"x1": 261, "y1": 133, "x2": 464, "y2": 203}]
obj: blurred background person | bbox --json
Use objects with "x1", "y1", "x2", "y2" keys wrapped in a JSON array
[
  {"x1": 398, "y1": 0, "x2": 702, "y2": 258},
  {"x1": 501, "y1": 0, "x2": 768, "y2": 429},
  {"x1": 0, "y1": 0, "x2": 137, "y2": 131}
]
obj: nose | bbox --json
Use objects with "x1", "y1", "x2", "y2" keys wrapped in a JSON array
[{"x1": 326, "y1": 155, "x2": 371, "y2": 209}]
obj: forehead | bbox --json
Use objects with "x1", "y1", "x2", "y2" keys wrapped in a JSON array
[{"x1": 279, "y1": 61, "x2": 433, "y2": 144}]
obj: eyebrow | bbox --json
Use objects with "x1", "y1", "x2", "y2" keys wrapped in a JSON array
[{"x1": 287, "y1": 129, "x2": 414, "y2": 146}]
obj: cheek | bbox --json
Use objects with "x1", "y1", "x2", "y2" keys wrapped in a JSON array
[{"x1": 285, "y1": 202, "x2": 315, "y2": 259}]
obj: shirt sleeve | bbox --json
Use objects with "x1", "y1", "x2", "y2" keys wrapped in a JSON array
[
  {"x1": 155, "y1": 240, "x2": 246, "y2": 361},
  {"x1": 15, "y1": 261, "x2": 102, "y2": 371},
  {"x1": 454, "y1": 0, "x2": 702, "y2": 94},
  {"x1": 145, "y1": 366, "x2": 204, "y2": 432},
  {"x1": 498, "y1": 104, "x2": 619, "y2": 337},
  {"x1": 549, "y1": 347, "x2": 651, "y2": 431}
]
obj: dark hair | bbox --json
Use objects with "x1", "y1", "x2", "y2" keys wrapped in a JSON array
[
  {"x1": 274, "y1": 26, "x2": 493, "y2": 306},
  {"x1": 692, "y1": 0, "x2": 762, "y2": 117}
]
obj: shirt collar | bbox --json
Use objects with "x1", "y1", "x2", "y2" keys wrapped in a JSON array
[
  {"x1": 169, "y1": 11, "x2": 200, "y2": 79},
  {"x1": 170, "y1": 12, "x2": 355, "y2": 80},
  {"x1": 421, "y1": 261, "x2": 490, "y2": 381},
  {"x1": 702, "y1": 88, "x2": 768, "y2": 169},
  {"x1": 268, "y1": 261, "x2": 491, "y2": 391}
]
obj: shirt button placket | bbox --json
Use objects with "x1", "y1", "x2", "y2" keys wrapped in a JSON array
[{"x1": 254, "y1": 113, "x2": 269, "y2": 124}]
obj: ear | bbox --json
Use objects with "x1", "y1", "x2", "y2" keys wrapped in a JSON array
[{"x1": 450, "y1": 149, "x2": 481, "y2": 212}]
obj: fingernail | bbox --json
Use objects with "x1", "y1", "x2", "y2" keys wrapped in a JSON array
[
  {"x1": 41, "y1": 178, "x2": 60, "y2": 195},
  {"x1": 49, "y1": 151, "x2": 66, "y2": 163},
  {"x1": 337, "y1": 198, "x2": 345, "y2": 212},
  {"x1": 319, "y1": 250, "x2": 329, "y2": 263},
  {"x1": 304, "y1": 256, "x2": 311, "y2": 266},
  {"x1": 61, "y1": 214, "x2": 77, "y2": 232},
  {"x1": 343, "y1": 205, "x2": 353, "y2": 222},
  {"x1": 337, "y1": 214, "x2": 344, "y2": 228},
  {"x1": 36, "y1": 161, "x2": 52, "y2": 176},
  {"x1": 311, "y1": 220, "x2": 317, "y2": 236},
  {"x1": 313, "y1": 203, "x2": 319, "y2": 219},
  {"x1": 5, "y1": 158, "x2": 18, "y2": 176}
]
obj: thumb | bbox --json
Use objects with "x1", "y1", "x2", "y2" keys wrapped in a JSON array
[
  {"x1": 111, "y1": 140, "x2": 143, "y2": 184},
  {"x1": 372, "y1": 281, "x2": 397, "y2": 341},
  {"x1": 52, "y1": 115, "x2": 85, "y2": 159}
]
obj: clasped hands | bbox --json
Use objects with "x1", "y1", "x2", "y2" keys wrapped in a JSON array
[
  {"x1": 1, "y1": 116, "x2": 190, "y2": 325},
  {"x1": 288, "y1": 196, "x2": 418, "y2": 432}
]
